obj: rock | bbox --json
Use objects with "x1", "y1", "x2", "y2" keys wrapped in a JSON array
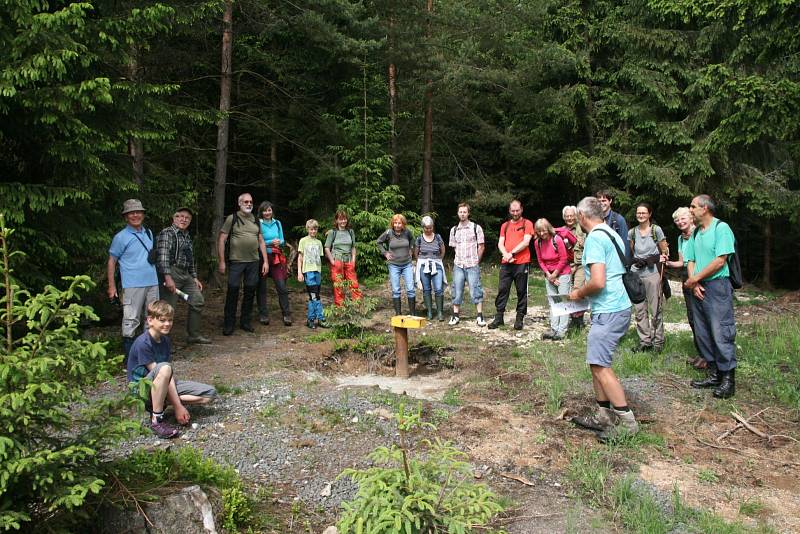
[
  {"x1": 322, "y1": 527, "x2": 339, "y2": 534},
  {"x1": 320, "y1": 483, "x2": 332, "y2": 497},
  {"x1": 99, "y1": 485, "x2": 219, "y2": 534}
]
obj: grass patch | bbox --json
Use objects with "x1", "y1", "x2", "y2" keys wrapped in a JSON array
[
  {"x1": 442, "y1": 386, "x2": 462, "y2": 406},
  {"x1": 736, "y1": 316, "x2": 800, "y2": 410},
  {"x1": 212, "y1": 380, "x2": 243, "y2": 396},
  {"x1": 738, "y1": 497, "x2": 766, "y2": 518}
]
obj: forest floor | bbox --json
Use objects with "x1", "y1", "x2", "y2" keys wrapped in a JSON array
[{"x1": 94, "y1": 271, "x2": 800, "y2": 533}]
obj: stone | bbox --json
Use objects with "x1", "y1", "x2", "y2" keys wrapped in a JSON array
[
  {"x1": 322, "y1": 527, "x2": 339, "y2": 534},
  {"x1": 99, "y1": 485, "x2": 219, "y2": 534}
]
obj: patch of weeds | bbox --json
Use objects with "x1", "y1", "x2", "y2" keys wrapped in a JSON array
[
  {"x1": 514, "y1": 401, "x2": 534, "y2": 415},
  {"x1": 738, "y1": 497, "x2": 766, "y2": 518},
  {"x1": 697, "y1": 468, "x2": 719, "y2": 484},
  {"x1": 371, "y1": 389, "x2": 405, "y2": 409},
  {"x1": 736, "y1": 316, "x2": 800, "y2": 410},
  {"x1": 442, "y1": 387, "x2": 462, "y2": 406},
  {"x1": 222, "y1": 485, "x2": 252, "y2": 532},
  {"x1": 308, "y1": 330, "x2": 337, "y2": 343},
  {"x1": 566, "y1": 445, "x2": 613, "y2": 506},
  {"x1": 258, "y1": 403, "x2": 281, "y2": 423},
  {"x1": 352, "y1": 332, "x2": 390, "y2": 354},
  {"x1": 610, "y1": 476, "x2": 668, "y2": 533},
  {"x1": 213, "y1": 381, "x2": 243, "y2": 396},
  {"x1": 428, "y1": 408, "x2": 451, "y2": 426},
  {"x1": 534, "y1": 356, "x2": 566, "y2": 416},
  {"x1": 605, "y1": 430, "x2": 666, "y2": 454}
]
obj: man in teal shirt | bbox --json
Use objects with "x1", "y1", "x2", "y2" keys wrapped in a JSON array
[
  {"x1": 567, "y1": 196, "x2": 639, "y2": 442},
  {"x1": 684, "y1": 194, "x2": 737, "y2": 398}
]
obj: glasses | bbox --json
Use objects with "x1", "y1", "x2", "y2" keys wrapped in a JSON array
[{"x1": 241, "y1": 200, "x2": 253, "y2": 205}]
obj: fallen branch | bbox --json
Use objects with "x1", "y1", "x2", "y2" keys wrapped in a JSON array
[
  {"x1": 731, "y1": 412, "x2": 767, "y2": 439},
  {"x1": 109, "y1": 473, "x2": 154, "y2": 528},
  {"x1": 718, "y1": 408, "x2": 769, "y2": 442},
  {"x1": 499, "y1": 472, "x2": 536, "y2": 486},
  {"x1": 693, "y1": 434, "x2": 800, "y2": 467}
]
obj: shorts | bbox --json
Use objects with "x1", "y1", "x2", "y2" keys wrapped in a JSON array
[
  {"x1": 130, "y1": 362, "x2": 217, "y2": 409},
  {"x1": 586, "y1": 309, "x2": 631, "y2": 367}
]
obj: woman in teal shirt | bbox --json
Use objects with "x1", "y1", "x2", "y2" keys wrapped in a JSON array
[{"x1": 257, "y1": 201, "x2": 292, "y2": 326}]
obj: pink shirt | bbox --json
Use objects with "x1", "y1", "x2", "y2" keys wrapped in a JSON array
[{"x1": 534, "y1": 235, "x2": 571, "y2": 275}]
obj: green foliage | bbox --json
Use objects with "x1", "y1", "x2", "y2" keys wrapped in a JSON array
[
  {"x1": 222, "y1": 485, "x2": 253, "y2": 532},
  {"x1": 337, "y1": 404, "x2": 505, "y2": 534},
  {"x1": 326, "y1": 293, "x2": 379, "y2": 339},
  {"x1": 0, "y1": 218, "x2": 138, "y2": 530}
]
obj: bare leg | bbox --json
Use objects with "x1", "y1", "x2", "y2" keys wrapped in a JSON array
[
  {"x1": 590, "y1": 365, "x2": 628, "y2": 407},
  {"x1": 150, "y1": 364, "x2": 173, "y2": 420}
]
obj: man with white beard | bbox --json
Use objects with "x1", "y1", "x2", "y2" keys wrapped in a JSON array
[{"x1": 217, "y1": 193, "x2": 268, "y2": 336}]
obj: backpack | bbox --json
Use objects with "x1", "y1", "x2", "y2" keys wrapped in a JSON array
[
  {"x1": 534, "y1": 235, "x2": 560, "y2": 256},
  {"x1": 596, "y1": 228, "x2": 647, "y2": 304},
  {"x1": 502, "y1": 217, "x2": 535, "y2": 258},
  {"x1": 330, "y1": 228, "x2": 355, "y2": 247},
  {"x1": 692, "y1": 221, "x2": 742, "y2": 290}
]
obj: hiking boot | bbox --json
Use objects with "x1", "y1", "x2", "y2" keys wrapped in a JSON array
[
  {"x1": 571, "y1": 407, "x2": 616, "y2": 432},
  {"x1": 317, "y1": 319, "x2": 330, "y2": 329},
  {"x1": 513, "y1": 315, "x2": 524, "y2": 330},
  {"x1": 713, "y1": 369, "x2": 735, "y2": 399},
  {"x1": 306, "y1": 319, "x2": 316, "y2": 329},
  {"x1": 222, "y1": 327, "x2": 234, "y2": 336},
  {"x1": 487, "y1": 315, "x2": 504, "y2": 329},
  {"x1": 598, "y1": 409, "x2": 639, "y2": 442},
  {"x1": 551, "y1": 332, "x2": 565, "y2": 341},
  {"x1": 691, "y1": 363, "x2": 720, "y2": 389},
  {"x1": 476, "y1": 315, "x2": 487, "y2": 327},
  {"x1": 541, "y1": 329, "x2": 556, "y2": 340},
  {"x1": 150, "y1": 420, "x2": 180, "y2": 439},
  {"x1": 282, "y1": 315, "x2": 292, "y2": 326},
  {"x1": 448, "y1": 314, "x2": 460, "y2": 326},
  {"x1": 240, "y1": 323, "x2": 255, "y2": 333},
  {"x1": 259, "y1": 315, "x2": 270, "y2": 325}
]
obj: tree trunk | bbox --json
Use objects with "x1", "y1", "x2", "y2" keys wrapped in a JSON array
[
  {"x1": 127, "y1": 49, "x2": 144, "y2": 188},
  {"x1": 421, "y1": 0, "x2": 434, "y2": 215},
  {"x1": 210, "y1": 0, "x2": 233, "y2": 285},
  {"x1": 762, "y1": 218, "x2": 772, "y2": 289},
  {"x1": 270, "y1": 139, "x2": 278, "y2": 202},
  {"x1": 388, "y1": 9, "x2": 400, "y2": 186}
]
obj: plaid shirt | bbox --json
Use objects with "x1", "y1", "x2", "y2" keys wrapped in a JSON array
[
  {"x1": 156, "y1": 225, "x2": 197, "y2": 278},
  {"x1": 449, "y1": 221, "x2": 484, "y2": 268}
]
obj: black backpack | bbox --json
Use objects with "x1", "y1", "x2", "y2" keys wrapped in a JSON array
[
  {"x1": 692, "y1": 221, "x2": 742, "y2": 289},
  {"x1": 597, "y1": 229, "x2": 647, "y2": 304}
]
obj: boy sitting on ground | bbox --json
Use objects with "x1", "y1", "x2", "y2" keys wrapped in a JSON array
[{"x1": 127, "y1": 300, "x2": 217, "y2": 439}]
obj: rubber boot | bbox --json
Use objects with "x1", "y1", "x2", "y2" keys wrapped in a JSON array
[
  {"x1": 713, "y1": 369, "x2": 735, "y2": 398},
  {"x1": 435, "y1": 295, "x2": 444, "y2": 322},
  {"x1": 423, "y1": 292, "x2": 433, "y2": 320},
  {"x1": 513, "y1": 314, "x2": 524, "y2": 330},
  {"x1": 691, "y1": 363, "x2": 720, "y2": 389},
  {"x1": 393, "y1": 297, "x2": 402, "y2": 315},
  {"x1": 407, "y1": 296, "x2": 416, "y2": 317},
  {"x1": 187, "y1": 310, "x2": 212, "y2": 344}
]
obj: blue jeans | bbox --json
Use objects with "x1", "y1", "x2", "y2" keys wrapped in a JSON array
[
  {"x1": 304, "y1": 271, "x2": 324, "y2": 321},
  {"x1": 451, "y1": 265, "x2": 483, "y2": 305},
  {"x1": 689, "y1": 278, "x2": 737, "y2": 371},
  {"x1": 420, "y1": 269, "x2": 444, "y2": 296},
  {"x1": 388, "y1": 262, "x2": 415, "y2": 299}
]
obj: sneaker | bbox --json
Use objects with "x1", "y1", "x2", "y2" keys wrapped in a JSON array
[
  {"x1": 476, "y1": 316, "x2": 487, "y2": 327},
  {"x1": 150, "y1": 420, "x2": 180, "y2": 439},
  {"x1": 283, "y1": 316, "x2": 293, "y2": 326},
  {"x1": 487, "y1": 315, "x2": 504, "y2": 329},
  {"x1": 541, "y1": 329, "x2": 555, "y2": 340},
  {"x1": 317, "y1": 319, "x2": 330, "y2": 328},
  {"x1": 306, "y1": 319, "x2": 316, "y2": 329},
  {"x1": 551, "y1": 333, "x2": 565, "y2": 341},
  {"x1": 570, "y1": 408, "x2": 615, "y2": 432},
  {"x1": 259, "y1": 316, "x2": 270, "y2": 325},
  {"x1": 448, "y1": 315, "x2": 460, "y2": 326}
]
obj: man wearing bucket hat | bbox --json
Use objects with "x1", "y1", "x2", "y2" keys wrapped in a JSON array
[
  {"x1": 155, "y1": 206, "x2": 212, "y2": 344},
  {"x1": 107, "y1": 199, "x2": 160, "y2": 363}
]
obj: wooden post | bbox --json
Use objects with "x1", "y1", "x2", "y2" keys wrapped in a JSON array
[
  {"x1": 394, "y1": 326, "x2": 409, "y2": 378},
  {"x1": 390, "y1": 315, "x2": 426, "y2": 378}
]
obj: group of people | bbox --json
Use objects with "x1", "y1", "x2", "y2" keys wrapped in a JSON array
[{"x1": 108, "y1": 189, "x2": 739, "y2": 441}]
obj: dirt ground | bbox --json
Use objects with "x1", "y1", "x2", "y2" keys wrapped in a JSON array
[{"x1": 98, "y1": 283, "x2": 800, "y2": 533}]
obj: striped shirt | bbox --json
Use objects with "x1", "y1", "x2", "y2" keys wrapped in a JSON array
[{"x1": 416, "y1": 233, "x2": 444, "y2": 259}]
